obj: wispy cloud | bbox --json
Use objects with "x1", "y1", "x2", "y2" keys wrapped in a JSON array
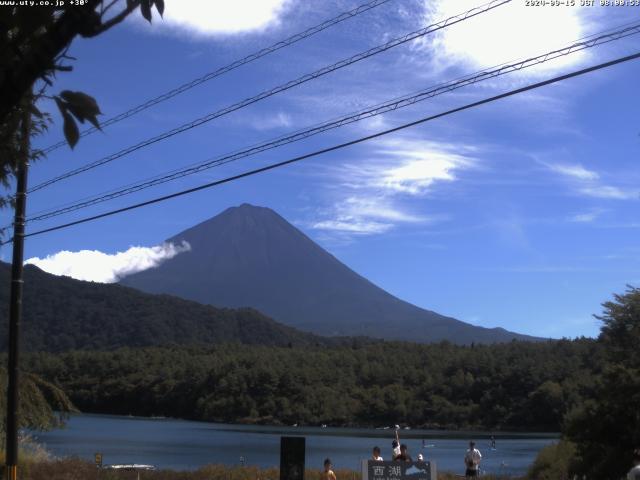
[
  {"x1": 579, "y1": 185, "x2": 638, "y2": 200},
  {"x1": 243, "y1": 111, "x2": 293, "y2": 131},
  {"x1": 539, "y1": 159, "x2": 639, "y2": 201},
  {"x1": 569, "y1": 208, "x2": 605, "y2": 223},
  {"x1": 310, "y1": 136, "x2": 471, "y2": 237},
  {"x1": 25, "y1": 242, "x2": 191, "y2": 283},
  {"x1": 311, "y1": 218, "x2": 392, "y2": 236},
  {"x1": 311, "y1": 195, "x2": 435, "y2": 236},
  {"x1": 339, "y1": 138, "x2": 476, "y2": 196},
  {"x1": 544, "y1": 162, "x2": 599, "y2": 181}
]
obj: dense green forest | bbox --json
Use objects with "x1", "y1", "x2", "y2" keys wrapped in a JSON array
[
  {"x1": 21, "y1": 339, "x2": 601, "y2": 432},
  {"x1": 0, "y1": 263, "x2": 336, "y2": 351}
]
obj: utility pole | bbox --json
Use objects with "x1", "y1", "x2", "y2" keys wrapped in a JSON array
[{"x1": 5, "y1": 91, "x2": 31, "y2": 480}]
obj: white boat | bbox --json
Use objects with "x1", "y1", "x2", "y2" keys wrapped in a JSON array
[
  {"x1": 103, "y1": 464, "x2": 155, "y2": 480},
  {"x1": 104, "y1": 464, "x2": 155, "y2": 470}
]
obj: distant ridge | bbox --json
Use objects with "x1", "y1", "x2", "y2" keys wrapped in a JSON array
[
  {"x1": 121, "y1": 204, "x2": 541, "y2": 344},
  {"x1": 0, "y1": 261, "x2": 330, "y2": 352}
]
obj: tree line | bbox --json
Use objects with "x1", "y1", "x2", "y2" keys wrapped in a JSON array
[{"x1": 20, "y1": 338, "x2": 600, "y2": 432}]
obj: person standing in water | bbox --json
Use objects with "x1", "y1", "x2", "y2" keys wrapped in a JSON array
[{"x1": 464, "y1": 441, "x2": 482, "y2": 478}]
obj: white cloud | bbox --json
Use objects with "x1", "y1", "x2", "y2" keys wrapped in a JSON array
[
  {"x1": 246, "y1": 111, "x2": 293, "y2": 131},
  {"x1": 579, "y1": 185, "x2": 638, "y2": 200},
  {"x1": 313, "y1": 195, "x2": 439, "y2": 233},
  {"x1": 342, "y1": 138, "x2": 475, "y2": 196},
  {"x1": 569, "y1": 209, "x2": 604, "y2": 223},
  {"x1": 310, "y1": 137, "x2": 465, "y2": 237},
  {"x1": 342, "y1": 196, "x2": 427, "y2": 223},
  {"x1": 380, "y1": 154, "x2": 457, "y2": 194},
  {"x1": 135, "y1": 0, "x2": 291, "y2": 37},
  {"x1": 421, "y1": 0, "x2": 587, "y2": 75},
  {"x1": 25, "y1": 241, "x2": 191, "y2": 283},
  {"x1": 312, "y1": 219, "x2": 392, "y2": 235},
  {"x1": 539, "y1": 159, "x2": 638, "y2": 201},
  {"x1": 544, "y1": 162, "x2": 599, "y2": 181},
  {"x1": 311, "y1": 196, "x2": 430, "y2": 236}
]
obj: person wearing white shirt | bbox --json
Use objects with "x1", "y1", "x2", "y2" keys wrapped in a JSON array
[
  {"x1": 391, "y1": 427, "x2": 401, "y2": 460},
  {"x1": 371, "y1": 446, "x2": 383, "y2": 461},
  {"x1": 464, "y1": 441, "x2": 482, "y2": 478}
]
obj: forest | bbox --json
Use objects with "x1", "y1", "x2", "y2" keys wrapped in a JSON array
[
  {"x1": 20, "y1": 338, "x2": 601, "y2": 432},
  {"x1": 0, "y1": 262, "x2": 335, "y2": 351}
]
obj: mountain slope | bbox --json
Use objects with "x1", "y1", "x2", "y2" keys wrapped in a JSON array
[
  {"x1": 0, "y1": 261, "x2": 328, "y2": 352},
  {"x1": 121, "y1": 204, "x2": 539, "y2": 344}
]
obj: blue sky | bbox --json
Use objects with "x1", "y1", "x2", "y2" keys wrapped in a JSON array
[{"x1": 2, "y1": 0, "x2": 639, "y2": 338}]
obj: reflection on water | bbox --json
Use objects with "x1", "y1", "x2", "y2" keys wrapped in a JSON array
[{"x1": 32, "y1": 414, "x2": 558, "y2": 476}]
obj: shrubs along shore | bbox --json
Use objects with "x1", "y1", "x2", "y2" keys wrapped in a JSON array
[
  {"x1": 4, "y1": 458, "x2": 521, "y2": 480},
  {"x1": 20, "y1": 460, "x2": 519, "y2": 480}
]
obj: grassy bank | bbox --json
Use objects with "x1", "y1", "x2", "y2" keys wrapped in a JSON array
[
  {"x1": 1, "y1": 437, "x2": 522, "y2": 480},
  {"x1": 7, "y1": 458, "x2": 520, "y2": 480}
]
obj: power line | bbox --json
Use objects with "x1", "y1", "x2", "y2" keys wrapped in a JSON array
[
  {"x1": 40, "y1": 0, "x2": 395, "y2": 155},
  {"x1": 4, "y1": 50, "x2": 637, "y2": 245},
  {"x1": 27, "y1": 0, "x2": 511, "y2": 195},
  {"x1": 22, "y1": 22, "x2": 640, "y2": 224}
]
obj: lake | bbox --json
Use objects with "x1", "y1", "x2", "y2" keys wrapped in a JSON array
[{"x1": 32, "y1": 414, "x2": 558, "y2": 477}]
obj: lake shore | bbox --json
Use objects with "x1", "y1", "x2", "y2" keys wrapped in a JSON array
[
  {"x1": 31, "y1": 413, "x2": 553, "y2": 475},
  {"x1": 68, "y1": 410, "x2": 561, "y2": 438},
  {"x1": 16, "y1": 458, "x2": 523, "y2": 480}
]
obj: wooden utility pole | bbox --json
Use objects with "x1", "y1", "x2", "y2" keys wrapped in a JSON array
[{"x1": 5, "y1": 92, "x2": 31, "y2": 480}]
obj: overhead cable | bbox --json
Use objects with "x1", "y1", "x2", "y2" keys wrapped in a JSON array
[
  {"x1": 23, "y1": 22, "x2": 640, "y2": 224},
  {"x1": 28, "y1": 0, "x2": 511, "y2": 194},
  {"x1": 40, "y1": 0, "x2": 395, "y2": 155},
  {"x1": 3, "y1": 50, "x2": 637, "y2": 245}
]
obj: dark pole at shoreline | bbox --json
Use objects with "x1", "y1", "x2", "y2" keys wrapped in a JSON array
[{"x1": 5, "y1": 91, "x2": 31, "y2": 480}]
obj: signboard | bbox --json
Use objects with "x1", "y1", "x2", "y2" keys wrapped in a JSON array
[
  {"x1": 362, "y1": 460, "x2": 436, "y2": 480},
  {"x1": 280, "y1": 437, "x2": 305, "y2": 480}
]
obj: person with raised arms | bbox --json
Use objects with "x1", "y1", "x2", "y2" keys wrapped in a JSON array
[{"x1": 391, "y1": 426, "x2": 401, "y2": 460}]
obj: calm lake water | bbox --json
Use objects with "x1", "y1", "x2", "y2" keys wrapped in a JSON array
[{"x1": 32, "y1": 414, "x2": 558, "y2": 476}]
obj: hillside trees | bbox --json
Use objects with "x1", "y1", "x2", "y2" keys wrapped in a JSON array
[
  {"x1": 22, "y1": 339, "x2": 600, "y2": 431},
  {"x1": 564, "y1": 286, "x2": 640, "y2": 479}
]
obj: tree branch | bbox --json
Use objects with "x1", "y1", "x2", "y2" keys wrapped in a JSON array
[
  {"x1": 0, "y1": 0, "x2": 140, "y2": 122},
  {"x1": 85, "y1": 0, "x2": 140, "y2": 38},
  {"x1": 101, "y1": 0, "x2": 121, "y2": 17}
]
